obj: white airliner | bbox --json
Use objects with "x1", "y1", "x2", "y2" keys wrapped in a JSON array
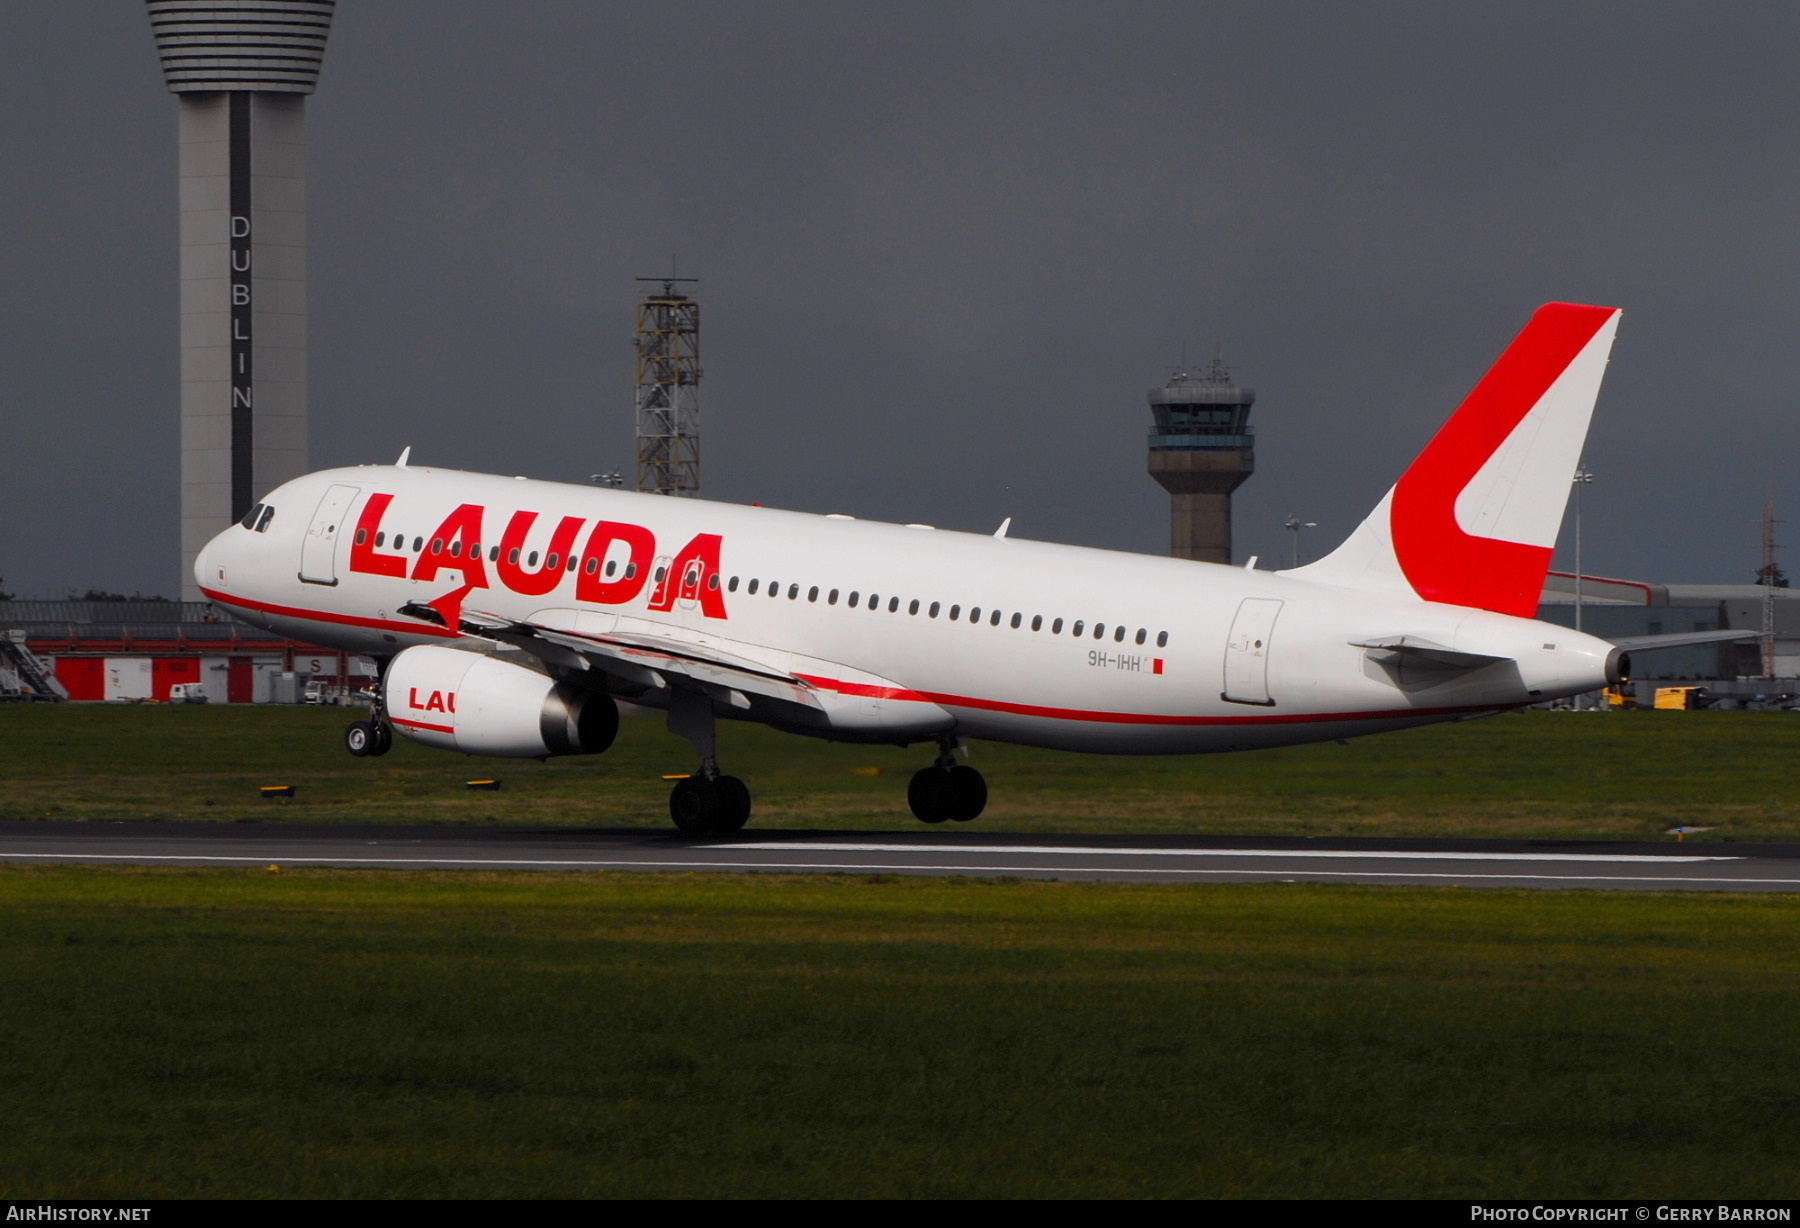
[{"x1": 196, "y1": 303, "x2": 1745, "y2": 833}]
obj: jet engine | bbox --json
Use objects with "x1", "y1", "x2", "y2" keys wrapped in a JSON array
[{"x1": 383, "y1": 644, "x2": 619, "y2": 758}]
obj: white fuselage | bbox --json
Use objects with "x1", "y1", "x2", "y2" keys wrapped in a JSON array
[{"x1": 196, "y1": 466, "x2": 1615, "y2": 754}]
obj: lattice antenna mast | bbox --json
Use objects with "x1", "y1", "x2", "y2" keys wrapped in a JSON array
[
  {"x1": 1756, "y1": 497, "x2": 1786, "y2": 680},
  {"x1": 633, "y1": 277, "x2": 701, "y2": 496},
  {"x1": 1756, "y1": 498, "x2": 1787, "y2": 587}
]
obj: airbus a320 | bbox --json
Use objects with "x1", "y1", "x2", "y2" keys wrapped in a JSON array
[{"x1": 196, "y1": 303, "x2": 1741, "y2": 833}]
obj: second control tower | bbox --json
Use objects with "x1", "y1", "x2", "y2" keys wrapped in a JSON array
[{"x1": 1146, "y1": 356, "x2": 1255, "y2": 564}]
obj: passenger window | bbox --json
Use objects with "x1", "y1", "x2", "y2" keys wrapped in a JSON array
[
  {"x1": 1072, "y1": 621, "x2": 1083, "y2": 636},
  {"x1": 929, "y1": 602, "x2": 940, "y2": 618},
  {"x1": 605, "y1": 560, "x2": 617, "y2": 577},
  {"x1": 568, "y1": 557, "x2": 578, "y2": 573},
  {"x1": 432, "y1": 539, "x2": 444, "y2": 555},
  {"x1": 1031, "y1": 615, "x2": 1042, "y2": 631},
  {"x1": 509, "y1": 548, "x2": 521, "y2": 565},
  {"x1": 828, "y1": 589, "x2": 839, "y2": 605},
  {"x1": 1094, "y1": 623, "x2": 1105, "y2": 640},
  {"x1": 1156, "y1": 631, "x2": 1168, "y2": 647},
  {"x1": 545, "y1": 553, "x2": 559, "y2": 569},
  {"x1": 848, "y1": 591, "x2": 859, "y2": 608},
  {"x1": 449, "y1": 541, "x2": 461, "y2": 557},
  {"x1": 1052, "y1": 618, "x2": 1063, "y2": 634},
  {"x1": 1114, "y1": 625, "x2": 1126, "y2": 642},
  {"x1": 867, "y1": 593, "x2": 877, "y2": 609},
  {"x1": 949, "y1": 605, "x2": 961, "y2": 620},
  {"x1": 729, "y1": 576, "x2": 740, "y2": 592},
  {"x1": 489, "y1": 546, "x2": 499, "y2": 562},
  {"x1": 529, "y1": 551, "x2": 541, "y2": 567},
  {"x1": 654, "y1": 565, "x2": 666, "y2": 582},
  {"x1": 908, "y1": 599, "x2": 919, "y2": 615},
  {"x1": 747, "y1": 578, "x2": 758, "y2": 594},
  {"x1": 256, "y1": 506, "x2": 275, "y2": 532},
  {"x1": 1135, "y1": 628, "x2": 1146, "y2": 645},
  {"x1": 585, "y1": 558, "x2": 598, "y2": 575},
  {"x1": 888, "y1": 597, "x2": 899, "y2": 613},
  {"x1": 355, "y1": 529, "x2": 368, "y2": 546},
  {"x1": 470, "y1": 542, "x2": 481, "y2": 557},
  {"x1": 807, "y1": 586, "x2": 819, "y2": 602},
  {"x1": 991, "y1": 610, "x2": 1002, "y2": 626},
  {"x1": 412, "y1": 537, "x2": 423, "y2": 552},
  {"x1": 1010, "y1": 612, "x2": 1021, "y2": 629},
  {"x1": 625, "y1": 562, "x2": 637, "y2": 579},
  {"x1": 789, "y1": 584, "x2": 799, "y2": 599},
  {"x1": 375, "y1": 532, "x2": 386, "y2": 547},
  {"x1": 708, "y1": 573, "x2": 720, "y2": 589}
]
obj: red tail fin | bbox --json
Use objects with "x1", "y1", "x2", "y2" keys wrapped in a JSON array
[{"x1": 1290, "y1": 303, "x2": 1621, "y2": 616}]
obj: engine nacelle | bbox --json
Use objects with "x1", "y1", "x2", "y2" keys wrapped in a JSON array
[{"x1": 383, "y1": 644, "x2": 619, "y2": 758}]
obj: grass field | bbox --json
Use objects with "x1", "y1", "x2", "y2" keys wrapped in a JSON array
[
  {"x1": 4, "y1": 703, "x2": 1800, "y2": 840},
  {"x1": 2, "y1": 865, "x2": 1797, "y2": 1198}
]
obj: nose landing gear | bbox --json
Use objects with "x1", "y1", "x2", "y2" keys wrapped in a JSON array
[
  {"x1": 908, "y1": 740, "x2": 986, "y2": 824},
  {"x1": 344, "y1": 684, "x2": 393, "y2": 758},
  {"x1": 343, "y1": 719, "x2": 392, "y2": 757}
]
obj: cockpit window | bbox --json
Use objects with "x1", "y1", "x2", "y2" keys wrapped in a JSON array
[
  {"x1": 255, "y1": 505, "x2": 274, "y2": 533},
  {"x1": 239, "y1": 503, "x2": 264, "y2": 530}
]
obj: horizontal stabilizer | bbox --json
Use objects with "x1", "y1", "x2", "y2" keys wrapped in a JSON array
[
  {"x1": 1350, "y1": 636, "x2": 1511, "y2": 670},
  {"x1": 1608, "y1": 629, "x2": 1761, "y2": 655}
]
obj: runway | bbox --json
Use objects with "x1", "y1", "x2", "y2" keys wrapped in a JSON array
[{"x1": 2, "y1": 822, "x2": 1799, "y2": 890}]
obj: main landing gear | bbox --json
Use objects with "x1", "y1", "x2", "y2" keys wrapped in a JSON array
[
  {"x1": 908, "y1": 740, "x2": 986, "y2": 824},
  {"x1": 665, "y1": 689, "x2": 752, "y2": 836},
  {"x1": 344, "y1": 683, "x2": 393, "y2": 758}
]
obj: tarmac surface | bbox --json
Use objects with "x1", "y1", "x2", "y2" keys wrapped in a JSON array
[{"x1": 3, "y1": 821, "x2": 1800, "y2": 891}]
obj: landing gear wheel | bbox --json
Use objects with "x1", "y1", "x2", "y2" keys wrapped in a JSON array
[
  {"x1": 909, "y1": 764, "x2": 987, "y2": 824},
  {"x1": 344, "y1": 720, "x2": 376, "y2": 758},
  {"x1": 366, "y1": 721, "x2": 393, "y2": 757},
  {"x1": 945, "y1": 764, "x2": 987, "y2": 822},
  {"x1": 670, "y1": 774, "x2": 753, "y2": 835},
  {"x1": 908, "y1": 767, "x2": 951, "y2": 823},
  {"x1": 712, "y1": 775, "x2": 752, "y2": 833}
]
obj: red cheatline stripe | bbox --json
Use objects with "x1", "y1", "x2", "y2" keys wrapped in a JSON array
[
  {"x1": 391, "y1": 716, "x2": 454, "y2": 734},
  {"x1": 201, "y1": 586, "x2": 457, "y2": 638},
  {"x1": 794, "y1": 672, "x2": 1493, "y2": 727}
]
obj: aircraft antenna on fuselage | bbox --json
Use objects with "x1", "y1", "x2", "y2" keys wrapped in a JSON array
[{"x1": 395, "y1": 446, "x2": 411, "y2": 468}]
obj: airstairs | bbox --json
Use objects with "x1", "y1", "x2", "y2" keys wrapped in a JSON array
[{"x1": 0, "y1": 629, "x2": 65, "y2": 701}]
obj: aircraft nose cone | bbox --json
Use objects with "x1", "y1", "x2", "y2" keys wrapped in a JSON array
[{"x1": 194, "y1": 525, "x2": 234, "y2": 591}]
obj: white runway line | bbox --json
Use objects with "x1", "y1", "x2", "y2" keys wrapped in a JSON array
[
  {"x1": 0, "y1": 851, "x2": 1795, "y2": 886},
  {"x1": 717, "y1": 843, "x2": 1740, "y2": 864}
]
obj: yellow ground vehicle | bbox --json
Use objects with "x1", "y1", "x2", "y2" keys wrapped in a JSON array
[{"x1": 1653, "y1": 686, "x2": 1705, "y2": 710}]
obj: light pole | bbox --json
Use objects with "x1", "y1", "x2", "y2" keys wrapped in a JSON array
[
  {"x1": 1283, "y1": 514, "x2": 1317, "y2": 569},
  {"x1": 1571, "y1": 466, "x2": 1594, "y2": 634}
]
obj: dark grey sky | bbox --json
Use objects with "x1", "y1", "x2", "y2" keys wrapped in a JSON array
[{"x1": 3, "y1": 1, "x2": 1797, "y2": 597}]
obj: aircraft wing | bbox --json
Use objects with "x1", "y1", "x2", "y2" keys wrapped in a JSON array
[
  {"x1": 1607, "y1": 629, "x2": 1761, "y2": 654},
  {"x1": 399, "y1": 602, "x2": 824, "y2": 712}
]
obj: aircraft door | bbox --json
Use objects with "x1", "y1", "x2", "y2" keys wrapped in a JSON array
[
  {"x1": 1222, "y1": 598, "x2": 1282, "y2": 706},
  {"x1": 299, "y1": 484, "x2": 359, "y2": 586}
]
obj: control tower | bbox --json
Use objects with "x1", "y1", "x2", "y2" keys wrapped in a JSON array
[
  {"x1": 1146, "y1": 356, "x2": 1255, "y2": 564},
  {"x1": 146, "y1": 1, "x2": 335, "y2": 598}
]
